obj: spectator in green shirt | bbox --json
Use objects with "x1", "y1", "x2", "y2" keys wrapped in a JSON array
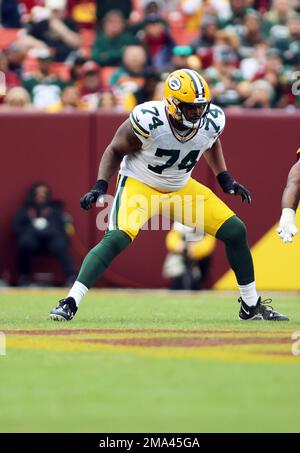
[
  {"x1": 262, "y1": 0, "x2": 297, "y2": 36},
  {"x1": 270, "y1": 15, "x2": 300, "y2": 66},
  {"x1": 91, "y1": 10, "x2": 138, "y2": 67},
  {"x1": 22, "y1": 49, "x2": 67, "y2": 109}
]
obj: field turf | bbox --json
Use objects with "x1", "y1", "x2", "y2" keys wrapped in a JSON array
[{"x1": 0, "y1": 289, "x2": 299, "y2": 433}]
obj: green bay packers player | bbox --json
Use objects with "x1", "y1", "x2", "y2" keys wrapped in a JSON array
[
  {"x1": 277, "y1": 148, "x2": 300, "y2": 243},
  {"x1": 50, "y1": 69, "x2": 288, "y2": 321}
]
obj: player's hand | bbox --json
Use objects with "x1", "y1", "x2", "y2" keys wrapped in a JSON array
[
  {"x1": 80, "y1": 180, "x2": 108, "y2": 210},
  {"x1": 217, "y1": 171, "x2": 251, "y2": 204},
  {"x1": 230, "y1": 181, "x2": 252, "y2": 204},
  {"x1": 276, "y1": 208, "x2": 298, "y2": 243},
  {"x1": 80, "y1": 190, "x2": 101, "y2": 210}
]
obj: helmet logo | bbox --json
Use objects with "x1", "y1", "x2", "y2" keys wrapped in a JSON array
[{"x1": 168, "y1": 77, "x2": 181, "y2": 91}]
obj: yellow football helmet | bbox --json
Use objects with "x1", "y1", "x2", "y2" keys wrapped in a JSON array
[{"x1": 163, "y1": 68, "x2": 211, "y2": 129}]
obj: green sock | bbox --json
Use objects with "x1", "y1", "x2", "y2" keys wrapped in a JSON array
[
  {"x1": 77, "y1": 230, "x2": 131, "y2": 288},
  {"x1": 216, "y1": 215, "x2": 254, "y2": 285}
]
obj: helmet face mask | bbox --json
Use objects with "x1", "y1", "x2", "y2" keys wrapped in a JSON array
[
  {"x1": 163, "y1": 69, "x2": 211, "y2": 129},
  {"x1": 178, "y1": 101, "x2": 210, "y2": 128}
]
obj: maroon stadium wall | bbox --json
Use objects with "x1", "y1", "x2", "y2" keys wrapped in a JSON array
[{"x1": 0, "y1": 110, "x2": 299, "y2": 287}]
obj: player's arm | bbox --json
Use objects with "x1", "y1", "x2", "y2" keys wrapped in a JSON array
[
  {"x1": 276, "y1": 159, "x2": 300, "y2": 243},
  {"x1": 203, "y1": 138, "x2": 251, "y2": 204},
  {"x1": 281, "y1": 160, "x2": 300, "y2": 211},
  {"x1": 80, "y1": 118, "x2": 142, "y2": 210}
]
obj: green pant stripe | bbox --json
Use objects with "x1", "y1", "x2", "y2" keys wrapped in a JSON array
[
  {"x1": 109, "y1": 175, "x2": 127, "y2": 230},
  {"x1": 115, "y1": 176, "x2": 127, "y2": 229},
  {"x1": 108, "y1": 176, "x2": 123, "y2": 230}
]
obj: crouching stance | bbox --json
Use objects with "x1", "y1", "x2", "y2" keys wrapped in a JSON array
[{"x1": 50, "y1": 69, "x2": 288, "y2": 321}]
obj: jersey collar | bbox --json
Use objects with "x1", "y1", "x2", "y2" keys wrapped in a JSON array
[{"x1": 164, "y1": 107, "x2": 200, "y2": 143}]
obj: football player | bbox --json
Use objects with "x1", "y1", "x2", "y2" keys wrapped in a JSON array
[
  {"x1": 277, "y1": 148, "x2": 300, "y2": 243},
  {"x1": 50, "y1": 69, "x2": 288, "y2": 321}
]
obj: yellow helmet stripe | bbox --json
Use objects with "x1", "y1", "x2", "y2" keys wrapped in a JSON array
[{"x1": 297, "y1": 148, "x2": 300, "y2": 161}]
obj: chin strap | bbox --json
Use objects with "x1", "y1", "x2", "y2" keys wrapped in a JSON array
[
  {"x1": 182, "y1": 117, "x2": 200, "y2": 129},
  {"x1": 178, "y1": 102, "x2": 210, "y2": 129}
]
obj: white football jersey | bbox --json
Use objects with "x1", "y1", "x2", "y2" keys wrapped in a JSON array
[{"x1": 120, "y1": 100, "x2": 225, "y2": 192}]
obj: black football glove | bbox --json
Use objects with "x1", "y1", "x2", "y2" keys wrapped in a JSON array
[
  {"x1": 80, "y1": 180, "x2": 108, "y2": 210},
  {"x1": 217, "y1": 171, "x2": 251, "y2": 204}
]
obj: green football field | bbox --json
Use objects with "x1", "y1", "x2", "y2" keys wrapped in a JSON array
[{"x1": 0, "y1": 289, "x2": 299, "y2": 433}]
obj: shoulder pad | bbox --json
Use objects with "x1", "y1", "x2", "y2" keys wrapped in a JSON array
[
  {"x1": 203, "y1": 105, "x2": 226, "y2": 139},
  {"x1": 130, "y1": 104, "x2": 151, "y2": 140}
]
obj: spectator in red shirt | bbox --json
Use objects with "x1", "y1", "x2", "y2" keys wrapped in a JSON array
[
  {"x1": 69, "y1": 55, "x2": 88, "y2": 85},
  {"x1": 140, "y1": 13, "x2": 175, "y2": 71},
  {"x1": 78, "y1": 60, "x2": 102, "y2": 110}
]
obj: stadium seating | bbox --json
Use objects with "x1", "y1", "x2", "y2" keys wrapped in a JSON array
[{"x1": 0, "y1": 28, "x2": 20, "y2": 50}]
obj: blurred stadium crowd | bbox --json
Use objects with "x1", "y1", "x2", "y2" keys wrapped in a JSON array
[{"x1": 0, "y1": 0, "x2": 299, "y2": 111}]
